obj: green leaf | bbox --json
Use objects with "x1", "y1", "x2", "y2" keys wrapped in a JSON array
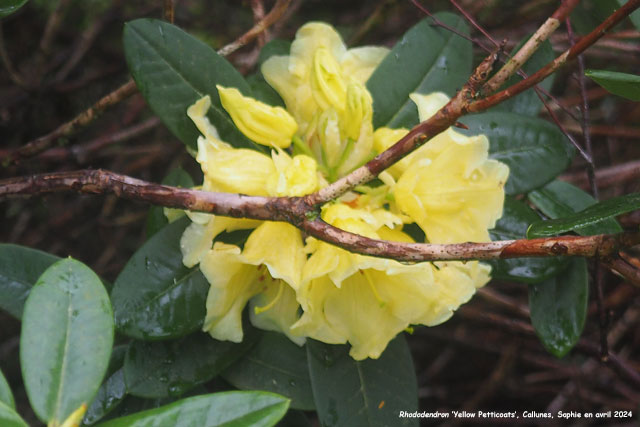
[
  {"x1": 619, "y1": 0, "x2": 640, "y2": 30},
  {"x1": 0, "y1": 403, "x2": 28, "y2": 427},
  {"x1": 307, "y1": 335, "x2": 418, "y2": 427},
  {"x1": 98, "y1": 391, "x2": 289, "y2": 427},
  {"x1": 528, "y1": 180, "x2": 623, "y2": 237},
  {"x1": 527, "y1": 189, "x2": 635, "y2": 238},
  {"x1": 459, "y1": 112, "x2": 574, "y2": 194},
  {"x1": 529, "y1": 258, "x2": 589, "y2": 358},
  {"x1": 246, "y1": 73, "x2": 285, "y2": 108},
  {"x1": 83, "y1": 345, "x2": 129, "y2": 426},
  {"x1": 492, "y1": 37, "x2": 555, "y2": 116},
  {"x1": 0, "y1": 0, "x2": 28, "y2": 17},
  {"x1": 0, "y1": 369, "x2": 14, "y2": 410},
  {"x1": 257, "y1": 39, "x2": 291, "y2": 66},
  {"x1": 146, "y1": 167, "x2": 194, "y2": 238},
  {"x1": 0, "y1": 244, "x2": 59, "y2": 319},
  {"x1": 585, "y1": 69, "x2": 640, "y2": 102},
  {"x1": 111, "y1": 217, "x2": 209, "y2": 340},
  {"x1": 20, "y1": 258, "x2": 114, "y2": 424},
  {"x1": 222, "y1": 331, "x2": 314, "y2": 410},
  {"x1": 124, "y1": 331, "x2": 256, "y2": 399},
  {"x1": 368, "y1": 13, "x2": 471, "y2": 129},
  {"x1": 489, "y1": 197, "x2": 567, "y2": 283},
  {"x1": 123, "y1": 18, "x2": 263, "y2": 153}
]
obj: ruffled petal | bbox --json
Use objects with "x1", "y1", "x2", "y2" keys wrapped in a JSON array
[
  {"x1": 249, "y1": 280, "x2": 305, "y2": 345},
  {"x1": 340, "y1": 46, "x2": 390, "y2": 83},
  {"x1": 242, "y1": 222, "x2": 306, "y2": 289},
  {"x1": 200, "y1": 243, "x2": 261, "y2": 342}
]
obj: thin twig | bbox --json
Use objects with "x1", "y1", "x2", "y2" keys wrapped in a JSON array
[
  {"x1": 164, "y1": 0, "x2": 175, "y2": 23},
  {"x1": 0, "y1": 23, "x2": 28, "y2": 88},
  {"x1": 348, "y1": 0, "x2": 397, "y2": 45},
  {"x1": 217, "y1": 0, "x2": 291, "y2": 57},
  {"x1": 1, "y1": 79, "x2": 137, "y2": 166},
  {"x1": 482, "y1": 0, "x2": 581, "y2": 95}
]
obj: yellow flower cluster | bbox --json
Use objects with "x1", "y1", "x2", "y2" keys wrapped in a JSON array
[{"x1": 180, "y1": 23, "x2": 509, "y2": 360}]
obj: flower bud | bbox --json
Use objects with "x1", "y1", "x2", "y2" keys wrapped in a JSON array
[
  {"x1": 343, "y1": 82, "x2": 373, "y2": 141},
  {"x1": 311, "y1": 48, "x2": 346, "y2": 111},
  {"x1": 217, "y1": 85, "x2": 298, "y2": 148}
]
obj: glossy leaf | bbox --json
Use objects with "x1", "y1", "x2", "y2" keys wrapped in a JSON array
[
  {"x1": 459, "y1": 112, "x2": 574, "y2": 194},
  {"x1": 98, "y1": 391, "x2": 289, "y2": 427},
  {"x1": 0, "y1": 403, "x2": 27, "y2": 427},
  {"x1": 124, "y1": 331, "x2": 256, "y2": 399},
  {"x1": 222, "y1": 331, "x2": 314, "y2": 410},
  {"x1": 528, "y1": 180, "x2": 623, "y2": 237},
  {"x1": 0, "y1": 369, "x2": 14, "y2": 410},
  {"x1": 123, "y1": 19, "x2": 263, "y2": 152},
  {"x1": 529, "y1": 258, "x2": 588, "y2": 358},
  {"x1": 20, "y1": 258, "x2": 114, "y2": 424},
  {"x1": 585, "y1": 69, "x2": 640, "y2": 102},
  {"x1": 83, "y1": 345, "x2": 129, "y2": 426},
  {"x1": 112, "y1": 217, "x2": 209, "y2": 340},
  {"x1": 146, "y1": 167, "x2": 194, "y2": 238},
  {"x1": 619, "y1": 0, "x2": 640, "y2": 30},
  {"x1": 527, "y1": 191, "x2": 635, "y2": 238},
  {"x1": 0, "y1": 244, "x2": 59, "y2": 319},
  {"x1": 307, "y1": 336, "x2": 418, "y2": 427},
  {"x1": 257, "y1": 39, "x2": 291, "y2": 66},
  {"x1": 0, "y1": 0, "x2": 28, "y2": 17},
  {"x1": 492, "y1": 37, "x2": 554, "y2": 116},
  {"x1": 368, "y1": 13, "x2": 471, "y2": 128},
  {"x1": 489, "y1": 197, "x2": 567, "y2": 283}
]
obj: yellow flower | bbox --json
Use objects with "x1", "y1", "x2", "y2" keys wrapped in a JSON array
[
  {"x1": 262, "y1": 22, "x2": 386, "y2": 179},
  {"x1": 217, "y1": 85, "x2": 298, "y2": 148},
  {"x1": 292, "y1": 203, "x2": 490, "y2": 360},
  {"x1": 393, "y1": 93, "x2": 509, "y2": 244},
  {"x1": 178, "y1": 23, "x2": 508, "y2": 361}
]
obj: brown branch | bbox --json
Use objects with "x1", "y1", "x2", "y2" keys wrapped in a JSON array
[
  {"x1": 469, "y1": 0, "x2": 640, "y2": 112},
  {"x1": 163, "y1": 0, "x2": 175, "y2": 23},
  {"x1": 217, "y1": 0, "x2": 291, "y2": 57},
  {"x1": 1, "y1": 79, "x2": 137, "y2": 166},
  {"x1": 2, "y1": 170, "x2": 640, "y2": 267},
  {"x1": 307, "y1": 1, "x2": 639, "y2": 205},
  {"x1": 481, "y1": 0, "x2": 581, "y2": 95}
]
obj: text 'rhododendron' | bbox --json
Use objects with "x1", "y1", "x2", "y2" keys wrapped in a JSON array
[{"x1": 179, "y1": 22, "x2": 509, "y2": 360}]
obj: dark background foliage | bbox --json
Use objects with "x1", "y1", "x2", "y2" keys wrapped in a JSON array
[{"x1": 1, "y1": 0, "x2": 640, "y2": 425}]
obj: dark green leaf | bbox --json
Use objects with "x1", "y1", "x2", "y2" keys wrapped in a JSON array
[
  {"x1": 307, "y1": 335, "x2": 418, "y2": 427},
  {"x1": 257, "y1": 39, "x2": 291, "y2": 66},
  {"x1": 124, "y1": 331, "x2": 256, "y2": 399},
  {"x1": 0, "y1": 244, "x2": 59, "y2": 319},
  {"x1": 246, "y1": 73, "x2": 285, "y2": 108},
  {"x1": 527, "y1": 189, "x2": 635, "y2": 238},
  {"x1": 585, "y1": 69, "x2": 640, "y2": 102},
  {"x1": 83, "y1": 345, "x2": 130, "y2": 426},
  {"x1": 459, "y1": 112, "x2": 574, "y2": 194},
  {"x1": 222, "y1": 331, "x2": 314, "y2": 410},
  {"x1": 619, "y1": 0, "x2": 640, "y2": 30},
  {"x1": 146, "y1": 167, "x2": 194, "y2": 238},
  {"x1": 0, "y1": 403, "x2": 27, "y2": 427},
  {"x1": 528, "y1": 180, "x2": 623, "y2": 237},
  {"x1": 20, "y1": 258, "x2": 114, "y2": 424},
  {"x1": 492, "y1": 37, "x2": 554, "y2": 116},
  {"x1": 123, "y1": 19, "x2": 263, "y2": 152},
  {"x1": 0, "y1": 369, "x2": 14, "y2": 410},
  {"x1": 276, "y1": 410, "x2": 311, "y2": 427},
  {"x1": 529, "y1": 258, "x2": 588, "y2": 358},
  {"x1": 112, "y1": 217, "x2": 209, "y2": 340},
  {"x1": 368, "y1": 13, "x2": 471, "y2": 128},
  {"x1": 0, "y1": 0, "x2": 28, "y2": 17},
  {"x1": 98, "y1": 391, "x2": 289, "y2": 427},
  {"x1": 489, "y1": 197, "x2": 567, "y2": 283}
]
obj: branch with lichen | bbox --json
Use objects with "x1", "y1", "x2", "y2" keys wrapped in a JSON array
[{"x1": 1, "y1": 169, "x2": 640, "y2": 287}]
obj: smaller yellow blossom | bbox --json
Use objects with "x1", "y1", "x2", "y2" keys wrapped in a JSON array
[
  {"x1": 217, "y1": 85, "x2": 298, "y2": 148},
  {"x1": 266, "y1": 150, "x2": 318, "y2": 197},
  {"x1": 343, "y1": 82, "x2": 373, "y2": 141}
]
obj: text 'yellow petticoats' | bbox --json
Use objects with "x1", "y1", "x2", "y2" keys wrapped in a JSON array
[{"x1": 180, "y1": 22, "x2": 509, "y2": 360}]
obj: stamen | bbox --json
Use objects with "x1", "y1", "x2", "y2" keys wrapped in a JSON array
[{"x1": 254, "y1": 279, "x2": 285, "y2": 314}]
